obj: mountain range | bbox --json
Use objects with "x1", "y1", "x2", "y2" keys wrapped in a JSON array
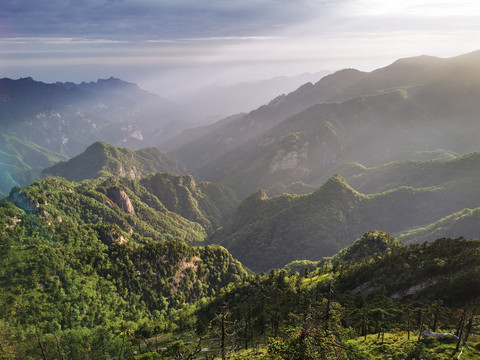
[
  {"x1": 0, "y1": 76, "x2": 193, "y2": 154},
  {"x1": 0, "y1": 76, "x2": 197, "y2": 196},
  {"x1": 164, "y1": 50, "x2": 480, "y2": 198},
  {"x1": 2, "y1": 49, "x2": 480, "y2": 359},
  {"x1": 209, "y1": 167, "x2": 480, "y2": 271},
  {"x1": 168, "y1": 71, "x2": 331, "y2": 124},
  {"x1": 36, "y1": 139, "x2": 480, "y2": 272}
]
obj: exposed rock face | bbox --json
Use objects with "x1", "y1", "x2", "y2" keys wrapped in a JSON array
[
  {"x1": 269, "y1": 139, "x2": 311, "y2": 176},
  {"x1": 421, "y1": 331, "x2": 459, "y2": 342},
  {"x1": 108, "y1": 228, "x2": 128, "y2": 245},
  {"x1": 118, "y1": 166, "x2": 138, "y2": 179},
  {"x1": 174, "y1": 256, "x2": 201, "y2": 284},
  {"x1": 106, "y1": 188, "x2": 135, "y2": 215},
  {"x1": 9, "y1": 188, "x2": 39, "y2": 214},
  {"x1": 406, "y1": 281, "x2": 437, "y2": 296},
  {"x1": 176, "y1": 174, "x2": 196, "y2": 190}
]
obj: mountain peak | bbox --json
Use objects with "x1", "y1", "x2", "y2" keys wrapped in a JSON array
[
  {"x1": 334, "y1": 230, "x2": 404, "y2": 262},
  {"x1": 390, "y1": 54, "x2": 441, "y2": 67},
  {"x1": 86, "y1": 140, "x2": 111, "y2": 151},
  {"x1": 318, "y1": 174, "x2": 351, "y2": 193},
  {"x1": 77, "y1": 77, "x2": 144, "y2": 95},
  {"x1": 42, "y1": 141, "x2": 185, "y2": 182}
]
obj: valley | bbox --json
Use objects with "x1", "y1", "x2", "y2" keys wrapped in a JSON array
[{"x1": 1, "y1": 50, "x2": 480, "y2": 359}]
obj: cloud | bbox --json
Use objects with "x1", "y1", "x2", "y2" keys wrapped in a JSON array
[
  {"x1": 0, "y1": 0, "x2": 339, "y2": 40},
  {"x1": 1, "y1": 0, "x2": 479, "y2": 96}
]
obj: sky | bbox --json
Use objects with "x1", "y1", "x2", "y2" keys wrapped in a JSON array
[{"x1": 1, "y1": 0, "x2": 480, "y2": 96}]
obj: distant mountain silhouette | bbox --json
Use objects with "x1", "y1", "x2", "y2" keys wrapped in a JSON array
[{"x1": 165, "y1": 50, "x2": 480, "y2": 198}]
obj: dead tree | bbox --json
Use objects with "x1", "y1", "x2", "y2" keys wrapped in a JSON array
[{"x1": 213, "y1": 302, "x2": 239, "y2": 360}]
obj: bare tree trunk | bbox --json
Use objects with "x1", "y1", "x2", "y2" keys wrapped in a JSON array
[
  {"x1": 455, "y1": 311, "x2": 467, "y2": 352},
  {"x1": 363, "y1": 313, "x2": 368, "y2": 341},
  {"x1": 407, "y1": 310, "x2": 410, "y2": 340},
  {"x1": 432, "y1": 307, "x2": 439, "y2": 332},
  {"x1": 36, "y1": 329, "x2": 48, "y2": 360},
  {"x1": 244, "y1": 303, "x2": 251, "y2": 350},
  {"x1": 324, "y1": 279, "x2": 333, "y2": 335},
  {"x1": 463, "y1": 314, "x2": 474, "y2": 345},
  {"x1": 417, "y1": 311, "x2": 423, "y2": 343},
  {"x1": 54, "y1": 333, "x2": 66, "y2": 360},
  {"x1": 221, "y1": 311, "x2": 226, "y2": 360}
]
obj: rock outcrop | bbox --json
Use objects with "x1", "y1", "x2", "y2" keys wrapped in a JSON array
[
  {"x1": 9, "y1": 188, "x2": 39, "y2": 214},
  {"x1": 106, "y1": 187, "x2": 135, "y2": 215}
]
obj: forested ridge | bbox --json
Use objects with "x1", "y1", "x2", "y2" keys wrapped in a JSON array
[
  {"x1": 0, "y1": 174, "x2": 245, "y2": 358},
  {"x1": 191, "y1": 235, "x2": 480, "y2": 360},
  {"x1": 42, "y1": 141, "x2": 188, "y2": 183},
  {"x1": 210, "y1": 173, "x2": 480, "y2": 272},
  {"x1": 2, "y1": 178, "x2": 480, "y2": 360}
]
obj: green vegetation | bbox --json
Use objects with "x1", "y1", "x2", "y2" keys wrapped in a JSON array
[
  {"x1": 398, "y1": 207, "x2": 480, "y2": 244},
  {"x1": 42, "y1": 141, "x2": 186, "y2": 182},
  {"x1": 181, "y1": 236, "x2": 480, "y2": 360},
  {"x1": 331, "y1": 230, "x2": 404, "y2": 262},
  {"x1": 0, "y1": 175, "x2": 246, "y2": 358},
  {"x1": 2, "y1": 173, "x2": 480, "y2": 359},
  {"x1": 3, "y1": 51, "x2": 480, "y2": 359},
  {"x1": 40, "y1": 141, "x2": 239, "y2": 234},
  {"x1": 170, "y1": 52, "x2": 480, "y2": 200},
  {"x1": 343, "y1": 152, "x2": 480, "y2": 194},
  {"x1": 210, "y1": 175, "x2": 366, "y2": 271},
  {"x1": 0, "y1": 131, "x2": 68, "y2": 197},
  {"x1": 209, "y1": 173, "x2": 480, "y2": 271},
  {"x1": 140, "y1": 172, "x2": 238, "y2": 234}
]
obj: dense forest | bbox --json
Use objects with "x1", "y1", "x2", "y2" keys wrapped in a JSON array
[
  {"x1": 210, "y1": 172, "x2": 480, "y2": 271},
  {"x1": 0, "y1": 175, "x2": 245, "y2": 358},
  {"x1": 3, "y1": 209, "x2": 480, "y2": 359}
]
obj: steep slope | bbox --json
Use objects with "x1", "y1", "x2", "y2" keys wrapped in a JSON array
[
  {"x1": 397, "y1": 207, "x2": 480, "y2": 244},
  {"x1": 199, "y1": 77, "x2": 480, "y2": 197},
  {"x1": 193, "y1": 236, "x2": 480, "y2": 360},
  {"x1": 332, "y1": 230, "x2": 404, "y2": 262},
  {"x1": 0, "y1": 76, "x2": 190, "y2": 157},
  {"x1": 0, "y1": 132, "x2": 68, "y2": 197},
  {"x1": 166, "y1": 70, "x2": 366, "y2": 168},
  {"x1": 0, "y1": 176, "x2": 246, "y2": 357},
  {"x1": 166, "y1": 50, "x2": 480, "y2": 198},
  {"x1": 41, "y1": 142, "x2": 239, "y2": 233},
  {"x1": 167, "y1": 50, "x2": 480, "y2": 174},
  {"x1": 139, "y1": 172, "x2": 239, "y2": 233},
  {"x1": 41, "y1": 141, "x2": 187, "y2": 181},
  {"x1": 210, "y1": 176, "x2": 366, "y2": 271},
  {"x1": 8, "y1": 176, "x2": 207, "y2": 243},
  {"x1": 283, "y1": 230, "x2": 404, "y2": 274},
  {"x1": 210, "y1": 175, "x2": 480, "y2": 271}
]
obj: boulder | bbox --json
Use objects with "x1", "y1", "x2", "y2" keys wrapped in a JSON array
[{"x1": 421, "y1": 330, "x2": 459, "y2": 343}]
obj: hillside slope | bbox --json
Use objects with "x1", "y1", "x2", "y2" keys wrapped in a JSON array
[
  {"x1": 42, "y1": 141, "x2": 187, "y2": 181},
  {"x1": 0, "y1": 132, "x2": 68, "y2": 197},
  {"x1": 210, "y1": 175, "x2": 480, "y2": 271},
  {"x1": 0, "y1": 175, "x2": 246, "y2": 357},
  {"x1": 169, "y1": 51, "x2": 479, "y2": 163},
  {"x1": 199, "y1": 78, "x2": 480, "y2": 197},
  {"x1": 0, "y1": 76, "x2": 190, "y2": 156},
  {"x1": 165, "y1": 50, "x2": 480, "y2": 198}
]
